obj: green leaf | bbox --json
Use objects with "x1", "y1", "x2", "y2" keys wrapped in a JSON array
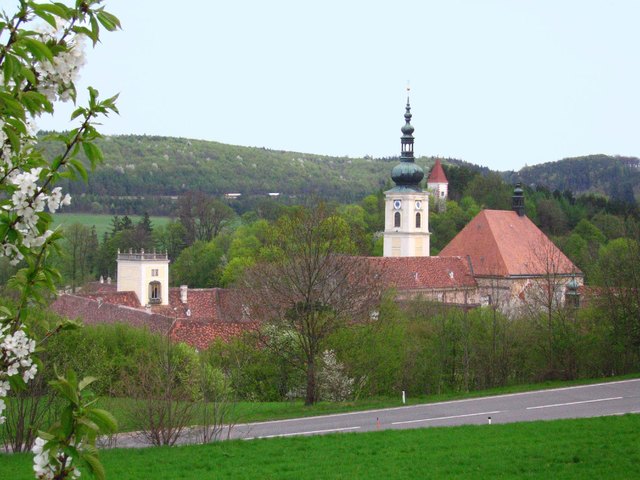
[
  {"x1": 60, "y1": 405, "x2": 74, "y2": 437},
  {"x1": 20, "y1": 65, "x2": 36, "y2": 85},
  {"x1": 78, "y1": 376, "x2": 98, "y2": 391},
  {"x1": 49, "y1": 376, "x2": 79, "y2": 404},
  {"x1": 22, "y1": 38, "x2": 54, "y2": 62},
  {"x1": 2, "y1": 53, "x2": 20, "y2": 80},
  {"x1": 69, "y1": 158, "x2": 88, "y2": 182},
  {"x1": 96, "y1": 11, "x2": 121, "y2": 31},
  {"x1": 81, "y1": 452, "x2": 106, "y2": 480},
  {"x1": 33, "y1": 2, "x2": 72, "y2": 20},
  {"x1": 70, "y1": 106, "x2": 86, "y2": 121},
  {"x1": 31, "y1": 9, "x2": 57, "y2": 29},
  {"x1": 22, "y1": 90, "x2": 52, "y2": 115},
  {"x1": 0, "y1": 91, "x2": 26, "y2": 120},
  {"x1": 86, "y1": 408, "x2": 118, "y2": 433},
  {"x1": 72, "y1": 25, "x2": 98, "y2": 45},
  {"x1": 8, "y1": 374, "x2": 27, "y2": 391},
  {"x1": 82, "y1": 141, "x2": 103, "y2": 166},
  {"x1": 77, "y1": 417, "x2": 100, "y2": 434},
  {"x1": 89, "y1": 15, "x2": 100, "y2": 46}
]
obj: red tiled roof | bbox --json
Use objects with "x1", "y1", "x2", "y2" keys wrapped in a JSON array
[
  {"x1": 169, "y1": 320, "x2": 257, "y2": 350},
  {"x1": 427, "y1": 159, "x2": 448, "y2": 184},
  {"x1": 50, "y1": 294, "x2": 174, "y2": 335},
  {"x1": 440, "y1": 210, "x2": 580, "y2": 277},
  {"x1": 82, "y1": 291, "x2": 140, "y2": 308},
  {"x1": 160, "y1": 288, "x2": 221, "y2": 321},
  {"x1": 367, "y1": 256, "x2": 476, "y2": 290},
  {"x1": 79, "y1": 282, "x2": 117, "y2": 294}
]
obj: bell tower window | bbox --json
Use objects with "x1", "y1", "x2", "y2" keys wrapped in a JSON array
[
  {"x1": 394, "y1": 211, "x2": 401, "y2": 228},
  {"x1": 415, "y1": 212, "x2": 421, "y2": 228}
]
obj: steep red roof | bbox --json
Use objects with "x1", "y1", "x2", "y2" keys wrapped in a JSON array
[
  {"x1": 440, "y1": 210, "x2": 580, "y2": 277},
  {"x1": 427, "y1": 159, "x2": 448, "y2": 184},
  {"x1": 367, "y1": 256, "x2": 476, "y2": 290}
]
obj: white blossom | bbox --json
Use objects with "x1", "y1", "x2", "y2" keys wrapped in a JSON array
[
  {"x1": 32, "y1": 436, "x2": 82, "y2": 480},
  {"x1": 1, "y1": 323, "x2": 37, "y2": 424}
]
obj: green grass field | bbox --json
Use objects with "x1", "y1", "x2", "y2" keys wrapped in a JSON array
[
  {"x1": 2, "y1": 415, "x2": 639, "y2": 479},
  {"x1": 52, "y1": 213, "x2": 171, "y2": 239}
]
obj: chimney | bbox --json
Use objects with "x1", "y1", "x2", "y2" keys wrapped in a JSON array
[
  {"x1": 180, "y1": 285, "x2": 188, "y2": 304},
  {"x1": 512, "y1": 183, "x2": 525, "y2": 217}
]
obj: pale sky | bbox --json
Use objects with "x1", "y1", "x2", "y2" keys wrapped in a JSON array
[{"x1": 22, "y1": 0, "x2": 640, "y2": 171}]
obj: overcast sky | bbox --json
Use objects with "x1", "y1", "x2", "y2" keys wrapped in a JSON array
[{"x1": 27, "y1": 0, "x2": 640, "y2": 171}]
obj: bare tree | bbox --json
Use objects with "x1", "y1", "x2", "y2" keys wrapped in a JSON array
[
  {"x1": 2, "y1": 373, "x2": 62, "y2": 452},
  {"x1": 60, "y1": 223, "x2": 98, "y2": 292},
  {"x1": 178, "y1": 191, "x2": 235, "y2": 245},
  {"x1": 243, "y1": 204, "x2": 383, "y2": 405},
  {"x1": 123, "y1": 341, "x2": 197, "y2": 446},
  {"x1": 198, "y1": 364, "x2": 236, "y2": 443},
  {"x1": 524, "y1": 233, "x2": 581, "y2": 378}
]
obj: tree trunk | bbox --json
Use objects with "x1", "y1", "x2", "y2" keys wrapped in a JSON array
[{"x1": 305, "y1": 358, "x2": 317, "y2": 406}]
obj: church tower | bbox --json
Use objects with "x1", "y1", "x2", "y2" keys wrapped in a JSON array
[{"x1": 383, "y1": 93, "x2": 430, "y2": 257}]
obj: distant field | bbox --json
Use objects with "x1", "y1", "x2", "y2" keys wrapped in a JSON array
[
  {"x1": 2, "y1": 415, "x2": 639, "y2": 479},
  {"x1": 52, "y1": 213, "x2": 171, "y2": 239}
]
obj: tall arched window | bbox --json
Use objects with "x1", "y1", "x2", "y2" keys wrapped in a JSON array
[
  {"x1": 415, "y1": 212, "x2": 421, "y2": 228},
  {"x1": 149, "y1": 281, "x2": 161, "y2": 304},
  {"x1": 394, "y1": 211, "x2": 401, "y2": 228}
]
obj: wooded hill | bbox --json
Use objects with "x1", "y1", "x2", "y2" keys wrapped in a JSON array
[
  {"x1": 42, "y1": 134, "x2": 638, "y2": 211},
  {"x1": 46, "y1": 134, "x2": 455, "y2": 204},
  {"x1": 503, "y1": 155, "x2": 640, "y2": 204}
]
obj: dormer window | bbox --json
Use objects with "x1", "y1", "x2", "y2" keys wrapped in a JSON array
[{"x1": 149, "y1": 281, "x2": 161, "y2": 304}]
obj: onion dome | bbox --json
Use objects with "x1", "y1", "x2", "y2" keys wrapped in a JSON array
[{"x1": 392, "y1": 161, "x2": 424, "y2": 186}]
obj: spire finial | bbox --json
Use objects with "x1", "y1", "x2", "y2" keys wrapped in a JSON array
[{"x1": 390, "y1": 87, "x2": 424, "y2": 190}]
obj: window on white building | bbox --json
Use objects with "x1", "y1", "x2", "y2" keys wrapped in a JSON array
[{"x1": 149, "y1": 281, "x2": 161, "y2": 304}]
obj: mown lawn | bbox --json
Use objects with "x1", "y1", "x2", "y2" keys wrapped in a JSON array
[
  {"x1": 52, "y1": 213, "x2": 171, "y2": 238},
  {"x1": 2, "y1": 415, "x2": 639, "y2": 479}
]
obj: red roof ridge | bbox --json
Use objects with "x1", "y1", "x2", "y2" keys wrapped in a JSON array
[{"x1": 427, "y1": 159, "x2": 448, "y2": 184}]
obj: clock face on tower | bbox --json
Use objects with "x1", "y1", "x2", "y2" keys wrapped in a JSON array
[
  {"x1": 415, "y1": 200, "x2": 422, "y2": 210},
  {"x1": 393, "y1": 200, "x2": 402, "y2": 210}
]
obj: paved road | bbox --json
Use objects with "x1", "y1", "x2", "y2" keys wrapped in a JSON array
[
  {"x1": 110, "y1": 378, "x2": 639, "y2": 447},
  {"x1": 229, "y1": 378, "x2": 640, "y2": 441}
]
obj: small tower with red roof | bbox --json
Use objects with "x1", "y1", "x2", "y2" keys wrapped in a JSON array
[{"x1": 427, "y1": 159, "x2": 448, "y2": 204}]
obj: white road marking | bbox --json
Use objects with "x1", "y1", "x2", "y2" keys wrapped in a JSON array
[
  {"x1": 526, "y1": 396, "x2": 623, "y2": 410},
  {"x1": 231, "y1": 378, "x2": 640, "y2": 429},
  {"x1": 243, "y1": 426, "x2": 361, "y2": 440},
  {"x1": 392, "y1": 410, "x2": 501, "y2": 426}
]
